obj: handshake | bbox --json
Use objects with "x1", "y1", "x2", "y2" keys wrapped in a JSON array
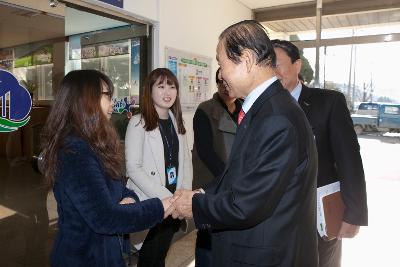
[{"x1": 161, "y1": 189, "x2": 201, "y2": 220}]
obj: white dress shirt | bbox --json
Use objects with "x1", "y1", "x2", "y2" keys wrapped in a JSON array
[{"x1": 242, "y1": 76, "x2": 278, "y2": 114}]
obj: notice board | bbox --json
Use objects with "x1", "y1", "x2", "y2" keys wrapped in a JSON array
[{"x1": 165, "y1": 47, "x2": 212, "y2": 111}]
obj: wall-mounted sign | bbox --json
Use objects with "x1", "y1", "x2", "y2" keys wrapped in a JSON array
[
  {"x1": 33, "y1": 46, "x2": 53, "y2": 65},
  {"x1": 12, "y1": 45, "x2": 53, "y2": 68},
  {"x1": 0, "y1": 69, "x2": 32, "y2": 132},
  {"x1": 130, "y1": 39, "x2": 140, "y2": 104},
  {"x1": 98, "y1": 0, "x2": 123, "y2": 8},
  {"x1": 98, "y1": 42, "x2": 129, "y2": 57},
  {"x1": 165, "y1": 47, "x2": 212, "y2": 111},
  {"x1": 81, "y1": 46, "x2": 97, "y2": 59},
  {"x1": 0, "y1": 49, "x2": 13, "y2": 70}
]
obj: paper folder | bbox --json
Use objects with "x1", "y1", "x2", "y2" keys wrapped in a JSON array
[{"x1": 317, "y1": 181, "x2": 345, "y2": 240}]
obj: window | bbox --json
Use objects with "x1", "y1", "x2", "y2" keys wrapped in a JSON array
[{"x1": 384, "y1": 106, "x2": 400, "y2": 115}]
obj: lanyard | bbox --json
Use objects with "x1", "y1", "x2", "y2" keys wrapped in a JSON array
[{"x1": 158, "y1": 119, "x2": 175, "y2": 165}]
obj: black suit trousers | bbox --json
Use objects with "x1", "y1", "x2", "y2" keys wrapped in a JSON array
[{"x1": 318, "y1": 235, "x2": 342, "y2": 267}]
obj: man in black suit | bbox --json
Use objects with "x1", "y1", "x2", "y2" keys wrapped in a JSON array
[
  {"x1": 272, "y1": 39, "x2": 368, "y2": 267},
  {"x1": 171, "y1": 20, "x2": 319, "y2": 266}
]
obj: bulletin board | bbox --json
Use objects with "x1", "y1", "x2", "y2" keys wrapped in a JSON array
[{"x1": 165, "y1": 47, "x2": 212, "y2": 111}]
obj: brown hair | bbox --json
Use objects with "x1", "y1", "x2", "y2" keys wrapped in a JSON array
[
  {"x1": 140, "y1": 68, "x2": 186, "y2": 134},
  {"x1": 40, "y1": 69, "x2": 123, "y2": 189}
]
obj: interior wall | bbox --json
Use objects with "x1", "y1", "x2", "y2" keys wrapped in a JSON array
[
  {"x1": 157, "y1": 0, "x2": 252, "y2": 78},
  {"x1": 123, "y1": 0, "x2": 252, "y2": 147},
  {"x1": 159, "y1": 0, "x2": 252, "y2": 146}
]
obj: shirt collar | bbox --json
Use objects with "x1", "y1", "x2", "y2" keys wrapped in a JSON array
[
  {"x1": 290, "y1": 81, "x2": 302, "y2": 101},
  {"x1": 242, "y1": 76, "x2": 278, "y2": 114}
]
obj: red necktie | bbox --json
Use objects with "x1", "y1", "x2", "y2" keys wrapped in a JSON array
[{"x1": 238, "y1": 109, "x2": 245, "y2": 125}]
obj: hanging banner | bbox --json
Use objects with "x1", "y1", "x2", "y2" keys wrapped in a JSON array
[
  {"x1": 165, "y1": 47, "x2": 212, "y2": 111},
  {"x1": 97, "y1": 0, "x2": 123, "y2": 8}
]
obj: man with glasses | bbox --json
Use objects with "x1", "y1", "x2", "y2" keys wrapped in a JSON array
[{"x1": 272, "y1": 39, "x2": 368, "y2": 267}]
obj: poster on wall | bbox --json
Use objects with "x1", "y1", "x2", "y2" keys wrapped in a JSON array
[
  {"x1": 165, "y1": 47, "x2": 212, "y2": 111},
  {"x1": 130, "y1": 39, "x2": 140, "y2": 105}
]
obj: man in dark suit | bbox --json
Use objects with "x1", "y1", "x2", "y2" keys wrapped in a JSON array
[
  {"x1": 171, "y1": 20, "x2": 319, "y2": 267},
  {"x1": 192, "y1": 67, "x2": 242, "y2": 266},
  {"x1": 272, "y1": 39, "x2": 368, "y2": 267}
]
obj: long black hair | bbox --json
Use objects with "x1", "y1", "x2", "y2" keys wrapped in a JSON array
[{"x1": 41, "y1": 69, "x2": 123, "y2": 189}]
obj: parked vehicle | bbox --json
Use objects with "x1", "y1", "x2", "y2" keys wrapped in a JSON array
[
  {"x1": 351, "y1": 103, "x2": 400, "y2": 134},
  {"x1": 355, "y1": 102, "x2": 380, "y2": 116}
]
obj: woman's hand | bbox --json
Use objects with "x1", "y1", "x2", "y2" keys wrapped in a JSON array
[
  {"x1": 119, "y1": 197, "x2": 135, "y2": 205},
  {"x1": 161, "y1": 196, "x2": 179, "y2": 219}
]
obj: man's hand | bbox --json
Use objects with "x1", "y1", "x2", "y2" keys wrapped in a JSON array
[
  {"x1": 337, "y1": 221, "x2": 360, "y2": 239},
  {"x1": 119, "y1": 197, "x2": 135, "y2": 205},
  {"x1": 171, "y1": 189, "x2": 195, "y2": 219}
]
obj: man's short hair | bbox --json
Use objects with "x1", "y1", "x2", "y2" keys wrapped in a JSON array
[
  {"x1": 219, "y1": 20, "x2": 275, "y2": 67},
  {"x1": 271, "y1": 39, "x2": 301, "y2": 63}
]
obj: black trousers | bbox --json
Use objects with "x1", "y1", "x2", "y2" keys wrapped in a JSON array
[
  {"x1": 195, "y1": 229, "x2": 212, "y2": 267},
  {"x1": 318, "y1": 235, "x2": 342, "y2": 267},
  {"x1": 137, "y1": 217, "x2": 180, "y2": 267}
]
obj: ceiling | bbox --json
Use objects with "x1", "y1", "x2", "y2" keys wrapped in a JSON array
[
  {"x1": 237, "y1": 0, "x2": 400, "y2": 34},
  {"x1": 65, "y1": 7, "x2": 128, "y2": 36},
  {"x1": 0, "y1": 2, "x2": 129, "y2": 49},
  {"x1": 237, "y1": 0, "x2": 311, "y2": 9},
  {"x1": 0, "y1": 3, "x2": 64, "y2": 49},
  {"x1": 265, "y1": 9, "x2": 400, "y2": 33}
]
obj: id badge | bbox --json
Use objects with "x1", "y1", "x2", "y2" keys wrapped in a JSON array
[{"x1": 167, "y1": 166, "x2": 177, "y2": 185}]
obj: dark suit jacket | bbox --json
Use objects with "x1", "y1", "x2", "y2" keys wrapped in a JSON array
[
  {"x1": 298, "y1": 85, "x2": 368, "y2": 226},
  {"x1": 192, "y1": 92, "x2": 241, "y2": 189},
  {"x1": 51, "y1": 135, "x2": 164, "y2": 267},
  {"x1": 192, "y1": 80, "x2": 318, "y2": 267}
]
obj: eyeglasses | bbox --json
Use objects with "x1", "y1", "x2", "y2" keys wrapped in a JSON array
[{"x1": 101, "y1": 91, "x2": 112, "y2": 99}]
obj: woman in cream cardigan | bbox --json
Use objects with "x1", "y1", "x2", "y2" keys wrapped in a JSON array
[{"x1": 125, "y1": 68, "x2": 192, "y2": 267}]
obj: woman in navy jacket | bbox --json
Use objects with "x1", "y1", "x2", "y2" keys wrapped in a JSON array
[{"x1": 40, "y1": 70, "x2": 174, "y2": 267}]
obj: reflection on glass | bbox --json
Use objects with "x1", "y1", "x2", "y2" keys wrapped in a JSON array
[{"x1": 0, "y1": 2, "x2": 147, "y2": 266}]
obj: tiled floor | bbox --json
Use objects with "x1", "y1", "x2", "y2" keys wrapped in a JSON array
[
  {"x1": 1, "y1": 134, "x2": 398, "y2": 267},
  {"x1": 164, "y1": 135, "x2": 400, "y2": 267},
  {"x1": 165, "y1": 230, "x2": 196, "y2": 267}
]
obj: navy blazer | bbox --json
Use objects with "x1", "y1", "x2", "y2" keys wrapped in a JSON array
[
  {"x1": 193, "y1": 80, "x2": 319, "y2": 267},
  {"x1": 51, "y1": 136, "x2": 164, "y2": 267},
  {"x1": 298, "y1": 85, "x2": 368, "y2": 225}
]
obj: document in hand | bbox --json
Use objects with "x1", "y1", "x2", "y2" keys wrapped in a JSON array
[{"x1": 317, "y1": 181, "x2": 345, "y2": 240}]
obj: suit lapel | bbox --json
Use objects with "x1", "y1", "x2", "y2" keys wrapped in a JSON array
[
  {"x1": 148, "y1": 128, "x2": 166, "y2": 186},
  {"x1": 212, "y1": 80, "x2": 283, "y2": 191},
  {"x1": 298, "y1": 85, "x2": 312, "y2": 116},
  {"x1": 217, "y1": 113, "x2": 237, "y2": 134},
  {"x1": 229, "y1": 80, "x2": 282, "y2": 158}
]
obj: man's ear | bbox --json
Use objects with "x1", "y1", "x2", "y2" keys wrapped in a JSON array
[
  {"x1": 295, "y1": 59, "x2": 302, "y2": 74},
  {"x1": 241, "y1": 49, "x2": 256, "y2": 73}
]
